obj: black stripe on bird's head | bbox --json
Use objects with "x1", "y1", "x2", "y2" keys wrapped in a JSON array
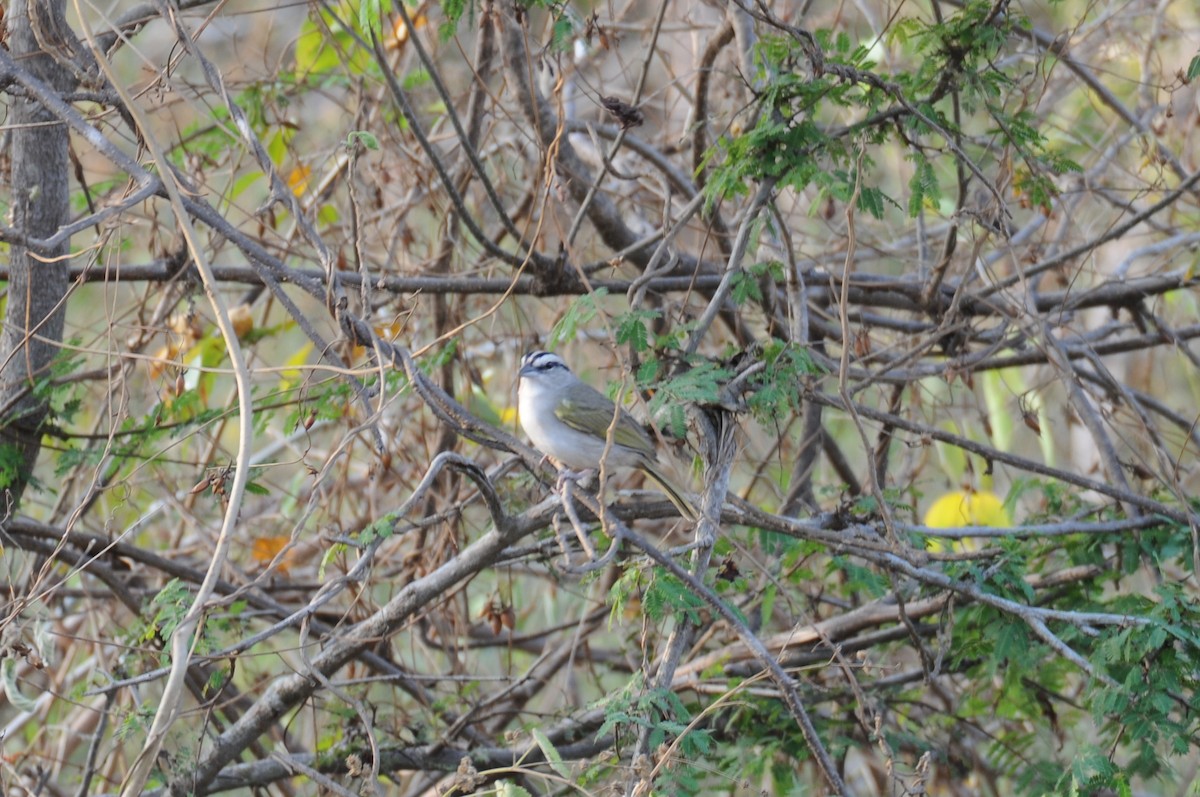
[{"x1": 519, "y1": 350, "x2": 570, "y2": 378}]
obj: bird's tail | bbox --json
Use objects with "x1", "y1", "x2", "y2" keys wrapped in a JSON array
[{"x1": 642, "y1": 463, "x2": 700, "y2": 522}]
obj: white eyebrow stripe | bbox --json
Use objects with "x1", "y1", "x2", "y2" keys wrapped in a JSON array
[{"x1": 523, "y1": 351, "x2": 564, "y2": 370}]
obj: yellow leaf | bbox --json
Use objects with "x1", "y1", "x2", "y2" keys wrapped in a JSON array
[
  {"x1": 148, "y1": 342, "x2": 180, "y2": 381},
  {"x1": 352, "y1": 321, "x2": 405, "y2": 363},
  {"x1": 923, "y1": 489, "x2": 1010, "y2": 552},
  {"x1": 279, "y1": 342, "x2": 315, "y2": 392},
  {"x1": 287, "y1": 164, "x2": 311, "y2": 197},
  {"x1": 925, "y1": 489, "x2": 1010, "y2": 527},
  {"x1": 252, "y1": 535, "x2": 294, "y2": 575},
  {"x1": 389, "y1": 9, "x2": 427, "y2": 49}
]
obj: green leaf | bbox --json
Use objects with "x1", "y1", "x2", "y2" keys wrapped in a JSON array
[
  {"x1": 549, "y1": 288, "x2": 608, "y2": 347},
  {"x1": 143, "y1": 579, "x2": 194, "y2": 642},
  {"x1": 647, "y1": 361, "x2": 730, "y2": 414},
  {"x1": 635, "y1": 357, "x2": 660, "y2": 384},
  {"x1": 642, "y1": 569, "x2": 705, "y2": 624},
  {"x1": 318, "y1": 542, "x2": 347, "y2": 581},
  {"x1": 443, "y1": 0, "x2": 472, "y2": 27},
  {"x1": 730, "y1": 269, "x2": 763, "y2": 305},
  {"x1": 549, "y1": 13, "x2": 574, "y2": 52},
  {"x1": 1188, "y1": 54, "x2": 1200, "y2": 82},
  {"x1": 907, "y1": 152, "x2": 940, "y2": 216},
  {"x1": 346, "y1": 130, "x2": 379, "y2": 150},
  {"x1": 360, "y1": 512, "x2": 399, "y2": 545},
  {"x1": 531, "y1": 728, "x2": 569, "y2": 779},
  {"x1": 615, "y1": 308, "x2": 659, "y2": 352},
  {"x1": 759, "y1": 582, "x2": 777, "y2": 629},
  {"x1": 358, "y1": 0, "x2": 384, "y2": 37},
  {"x1": 745, "y1": 339, "x2": 824, "y2": 423},
  {"x1": 0, "y1": 443, "x2": 25, "y2": 489},
  {"x1": 886, "y1": 17, "x2": 923, "y2": 46},
  {"x1": 857, "y1": 185, "x2": 887, "y2": 219},
  {"x1": 497, "y1": 782, "x2": 533, "y2": 797}
]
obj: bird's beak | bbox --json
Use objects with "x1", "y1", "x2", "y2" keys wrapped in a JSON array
[{"x1": 518, "y1": 364, "x2": 534, "y2": 378}]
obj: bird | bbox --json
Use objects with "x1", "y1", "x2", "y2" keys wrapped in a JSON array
[{"x1": 517, "y1": 350, "x2": 698, "y2": 521}]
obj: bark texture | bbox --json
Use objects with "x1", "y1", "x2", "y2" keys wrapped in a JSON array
[{"x1": 1, "y1": 0, "x2": 73, "y2": 509}]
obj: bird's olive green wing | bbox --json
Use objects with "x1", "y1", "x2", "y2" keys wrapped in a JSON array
[{"x1": 555, "y1": 394, "x2": 656, "y2": 456}]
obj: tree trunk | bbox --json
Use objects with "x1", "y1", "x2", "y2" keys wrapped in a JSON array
[{"x1": 1, "y1": 0, "x2": 73, "y2": 509}]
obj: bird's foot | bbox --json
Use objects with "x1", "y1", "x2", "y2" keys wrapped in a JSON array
[{"x1": 555, "y1": 468, "x2": 596, "y2": 491}]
